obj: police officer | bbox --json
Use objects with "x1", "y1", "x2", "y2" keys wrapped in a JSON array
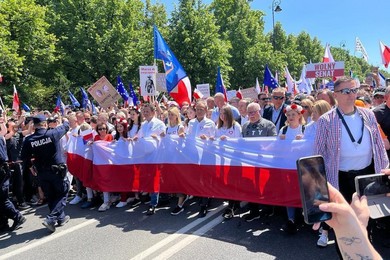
[
  {"x1": 0, "y1": 118, "x2": 26, "y2": 231},
  {"x1": 21, "y1": 114, "x2": 70, "y2": 232}
]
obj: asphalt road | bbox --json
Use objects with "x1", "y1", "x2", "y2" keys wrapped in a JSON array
[{"x1": 1, "y1": 197, "x2": 389, "y2": 260}]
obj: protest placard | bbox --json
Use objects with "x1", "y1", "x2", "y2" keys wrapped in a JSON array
[
  {"x1": 88, "y1": 76, "x2": 120, "y2": 109},
  {"x1": 140, "y1": 66, "x2": 157, "y2": 96}
]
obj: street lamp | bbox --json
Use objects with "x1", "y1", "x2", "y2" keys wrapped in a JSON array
[{"x1": 272, "y1": 0, "x2": 282, "y2": 49}]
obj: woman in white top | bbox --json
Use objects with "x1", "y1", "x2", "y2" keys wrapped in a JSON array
[
  {"x1": 279, "y1": 104, "x2": 305, "y2": 234},
  {"x1": 279, "y1": 104, "x2": 305, "y2": 140},
  {"x1": 127, "y1": 108, "x2": 142, "y2": 139},
  {"x1": 214, "y1": 105, "x2": 242, "y2": 140},
  {"x1": 160, "y1": 107, "x2": 186, "y2": 215},
  {"x1": 213, "y1": 105, "x2": 242, "y2": 220}
]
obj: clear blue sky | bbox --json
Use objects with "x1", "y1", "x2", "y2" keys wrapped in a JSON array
[{"x1": 152, "y1": 0, "x2": 390, "y2": 70}]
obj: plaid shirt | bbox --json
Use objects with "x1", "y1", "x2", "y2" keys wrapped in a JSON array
[{"x1": 314, "y1": 107, "x2": 389, "y2": 190}]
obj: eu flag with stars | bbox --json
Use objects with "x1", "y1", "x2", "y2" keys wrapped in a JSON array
[
  {"x1": 128, "y1": 82, "x2": 139, "y2": 106},
  {"x1": 80, "y1": 87, "x2": 90, "y2": 109},
  {"x1": 263, "y1": 64, "x2": 279, "y2": 90},
  {"x1": 117, "y1": 76, "x2": 129, "y2": 103}
]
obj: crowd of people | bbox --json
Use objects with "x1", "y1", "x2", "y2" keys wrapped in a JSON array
[{"x1": 1, "y1": 76, "x2": 389, "y2": 259}]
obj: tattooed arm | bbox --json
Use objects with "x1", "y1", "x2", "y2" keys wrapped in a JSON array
[{"x1": 319, "y1": 183, "x2": 382, "y2": 260}]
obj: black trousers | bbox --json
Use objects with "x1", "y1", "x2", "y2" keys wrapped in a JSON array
[
  {"x1": 38, "y1": 169, "x2": 69, "y2": 224},
  {"x1": 0, "y1": 179, "x2": 20, "y2": 223}
]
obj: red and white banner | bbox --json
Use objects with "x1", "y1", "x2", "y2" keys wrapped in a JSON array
[
  {"x1": 67, "y1": 136, "x2": 315, "y2": 207},
  {"x1": 306, "y1": 61, "x2": 345, "y2": 79}
]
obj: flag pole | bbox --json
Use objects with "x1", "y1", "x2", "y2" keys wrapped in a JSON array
[{"x1": 0, "y1": 96, "x2": 5, "y2": 112}]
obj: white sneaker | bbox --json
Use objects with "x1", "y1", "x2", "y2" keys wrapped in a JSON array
[
  {"x1": 116, "y1": 201, "x2": 128, "y2": 208},
  {"x1": 317, "y1": 233, "x2": 328, "y2": 247},
  {"x1": 98, "y1": 202, "x2": 111, "y2": 212},
  {"x1": 69, "y1": 196, "x2": 83, "y2": 205}
]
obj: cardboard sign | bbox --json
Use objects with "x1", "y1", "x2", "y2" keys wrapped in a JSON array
[
  {"x1": 140, "y1": 66, "x2": 157, "y2": 96},
  {"x1": 88, "y1": 76, "x2": 120, "y2": 109},
  {"x1": 306, "y1": 61, "x2": 345, "y2": 78},
  {"x1": 196, "y1": 84, "x2": 210, "y2": 98},
  {"x1": 240, "y1": 87, "x2": 258, "y2": 100}
]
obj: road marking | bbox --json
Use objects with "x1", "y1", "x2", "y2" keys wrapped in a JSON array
[
  {"x1": 0, "y1": 219, "x2": 97, "y2": 260},
  {"x1": 130, "y1": 204, "x2": 225, "y2": 260},
  {"x1": 153, "y1": 215, "x2": 224, "y2": 260}
]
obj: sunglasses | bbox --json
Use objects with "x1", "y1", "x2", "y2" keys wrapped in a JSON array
[
  {"x1": 98, "y1": 128, "x2": 107, "y2": 131},
  {"x1": 272, "y1": 96, "x2": 285, "y2": 100},
  {"x1": 335, "y1": 88, "x2": 359, "y2": 95},
  {"x1": 374, "y1": 95, "x2": 384, "y2": 99},
  {"x1": 302, "y1": 105, "x2": 310, "y2": 109},
  {"x1": 260, "y1": 98, "x2": 271, "y2": 101}
]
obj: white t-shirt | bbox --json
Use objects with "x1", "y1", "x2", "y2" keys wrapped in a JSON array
[
  {"x1": 137, "y1": 117, "x2": 166, "y2": 138},
  {"x1": 128, "y1": 124, "x2": 139, "y2": 138},
  {"x1": 215, "y1": 122, "x2": 242, "y2": 138},
  {"x1": 187, "y1": 117, "x2": 215, "y2": 138},
  {"x1": 339, "y1": 111, "x2": 372, "y2": 171},
  {"x1": 166, "y1": 124, "x2": 184, "y2": 137},
  {"x1": 278, "y1": 125, "x2": 304, "y2": 140}
]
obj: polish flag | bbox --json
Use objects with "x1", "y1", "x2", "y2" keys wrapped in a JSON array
[
  {"x1": 379, "y1": 41, "x2": 390, "y2": 68},
  {"x1": 81, "y1": 129, "x2": 94, "y2": 144},
  {"x1": 323, "y1": 44, "x2": 335, "y2": 63},
  {"x1": 193, "y1": 88, "x2": 204, "y2": 100},
  {"x1": 66, "y1": 135, "x2": 314, "y2": 207},
  {"x1": 12, "y1": 85, "x2": 20, "y2": 113},
  {"x1": 236, "y1": 88, "x2": 243, "y2": 99}
]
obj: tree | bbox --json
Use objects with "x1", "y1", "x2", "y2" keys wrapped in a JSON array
[
  {"x1": 0, "y1": 0, "x2": 57, "y2": 108},
  {"x1": 168, "y1": 0, "x2": 231, "y2": 91}
]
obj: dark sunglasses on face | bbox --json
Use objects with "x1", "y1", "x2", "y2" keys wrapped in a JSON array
[
  {"x1": 98, "y1": 128, "x2": 107, "y2": 131},
  {"x1": 335, "y1": 87, "x2": 359, "y2": 95},
  {"x1": 374, "y1": 95, "x2": 384, "y2": 99},
  {"x1": 272, "y1": 96, "x2": 284, "y2": 100},
  {"x1": 261, "y1": 98, "x2": 271, "y2": 101}
]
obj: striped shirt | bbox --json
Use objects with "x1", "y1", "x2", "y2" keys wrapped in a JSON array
[{"x1": 314, "y1": 107, "x2": 389, "y2": 190}]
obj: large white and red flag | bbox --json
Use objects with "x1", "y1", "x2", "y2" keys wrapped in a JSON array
[
  {"x1": 193, "y1": 88, "x2": 204, "y2": 100},
  {"x1": 379, "y1": 41, "x2": 390, "y2": 68},
  {"x1": 12, "y1": 85, "x2": 20, "y2": 113},
  {"x1": 67, "y1": 135, "x2": 314, "y2": 207},
  {"x1": 322, "y1": 44, "x2": 335, "y2": 63}
]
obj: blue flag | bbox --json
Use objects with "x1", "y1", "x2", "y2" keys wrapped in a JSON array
[
  {"x1": 154, "y1": 25, "x2": 191, "y2": 105},
  {"x1": 263, "y1": 64, "x2": 279, "y2": 90},
  {"x1": 128, "y1": 82, "x2": 139, "y2": 106},
  {"x1": 56, "y1": 95, "x2": 65, "y2": 115},
  {"x1": 91, "y1": 100, "x2": 97, "y2": 115},
  {"x1": 116, "y1": 76, "x2": 129, "y2": 104},
  {"x1": 215, "y1": 66, "x2": 227, "y2": 101},
  {"x1": 22, "y1": 103, "x2": 30, "y2": 112},
  {"x1": 80, "y1": 87, "x2": 90, "y2": 109},
  {"x1": 68, "y1": 90, "x2": 80, "y2": 108}
]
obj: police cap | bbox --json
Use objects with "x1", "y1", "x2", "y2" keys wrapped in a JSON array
[{"x1": 32, "y1": 115, "x2": 47, "y2": 124}]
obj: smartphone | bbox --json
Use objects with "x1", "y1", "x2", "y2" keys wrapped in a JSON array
[
  {"x1": 296, "y1": 155, "x2": 332, "y2": 224},
  {"x1": 355, "y1": 174, "x2": 390, "y2": 219},
  {"x1": 355, "y1": 173, "x2": 390, "y2": 197}
]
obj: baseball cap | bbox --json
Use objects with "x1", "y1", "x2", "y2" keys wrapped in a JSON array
[{"x1": 373, "y1": 87, "x2": 386, "y2": 96}]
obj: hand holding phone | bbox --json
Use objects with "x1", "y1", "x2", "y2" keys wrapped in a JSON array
[{"x1": 297, "y1": 155, "x2": 332, "y2": 224}]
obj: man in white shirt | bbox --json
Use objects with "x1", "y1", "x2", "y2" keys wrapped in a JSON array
[
  {"x1": 134, "y1": 103, "x2": 166, "y2": 215},
  {"x1": 185, "y1": 100, "x2": 215, "y2": 217}
]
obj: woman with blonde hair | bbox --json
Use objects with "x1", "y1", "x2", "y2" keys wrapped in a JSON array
[
  {"x1": 301, "y1": 99, "x2": 314, "y2": 124},
  {"x1": 304, "y1": 100, "x2": 332, "y2": 139}
]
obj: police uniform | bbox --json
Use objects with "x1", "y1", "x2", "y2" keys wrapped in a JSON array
[
  {"x1": 21, "y1": 115, "x2": 70, "y2": 232},
  {"x1": 0, "y1": 133, "x2": 26, "y2": 231}
]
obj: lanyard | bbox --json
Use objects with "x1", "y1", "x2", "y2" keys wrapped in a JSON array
[{"x1": 336, "y1": 108, "x2": 364, "y2": 145}]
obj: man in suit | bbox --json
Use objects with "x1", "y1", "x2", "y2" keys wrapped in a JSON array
[{"x1": 262, "y1": 87, "x2": 287, "y2": 132}]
